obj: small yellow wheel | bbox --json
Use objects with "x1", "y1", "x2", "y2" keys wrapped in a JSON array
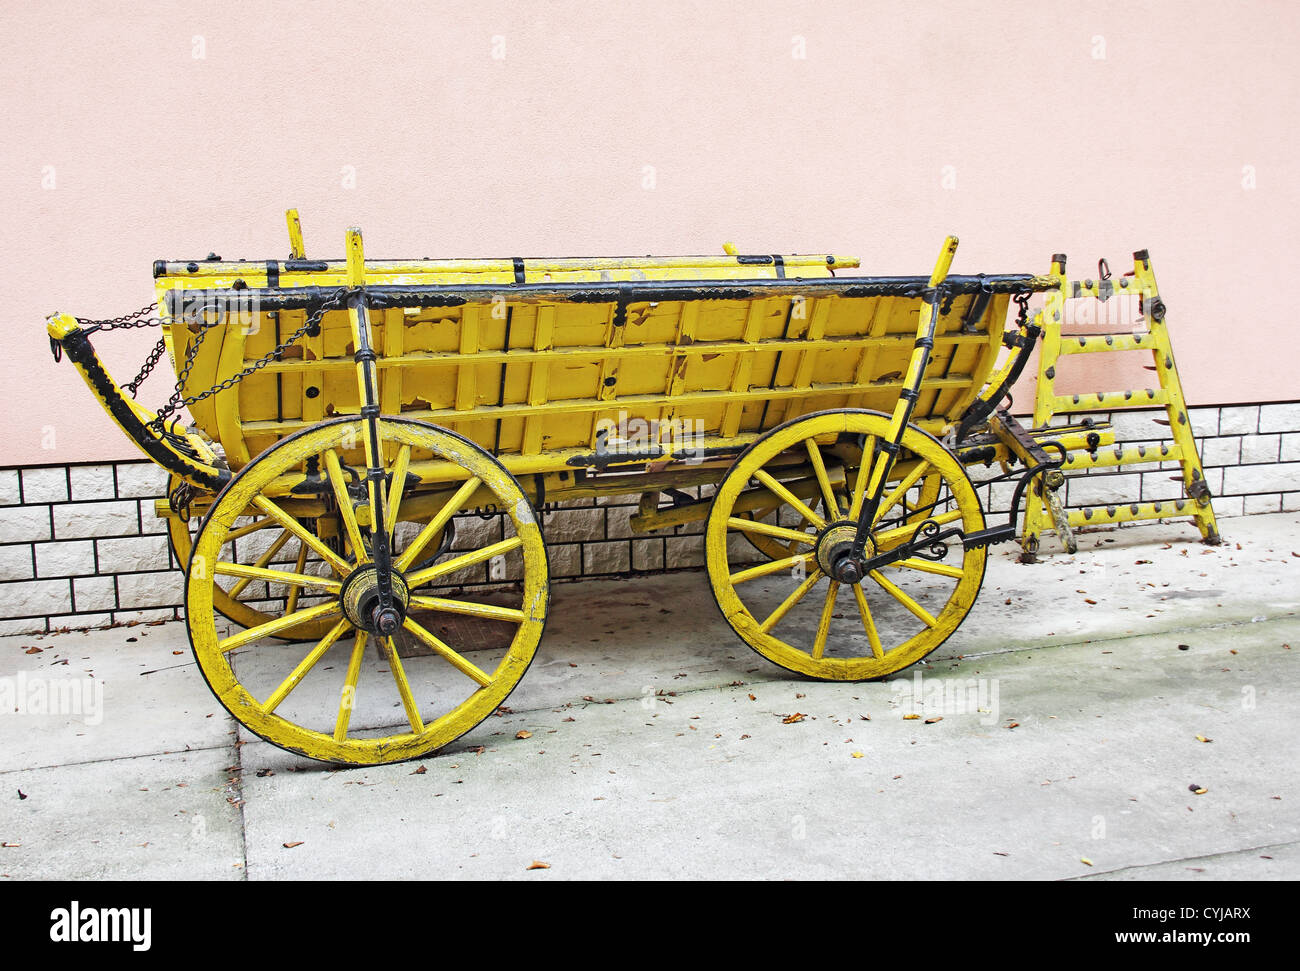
[
  {"x1": 706, "y1": 409, "x2": 987, "y2": 680},
  {"x1": 186, "y1": 416, "x2": 548, "y2": 765}
]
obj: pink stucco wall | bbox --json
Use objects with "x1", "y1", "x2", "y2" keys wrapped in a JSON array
[{"x1": 4, "y1": 0, "x2": 1297, "y2": 465}]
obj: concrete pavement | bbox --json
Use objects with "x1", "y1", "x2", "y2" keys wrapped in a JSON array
[{"x1": 2, "y1": 512, "x2": 1297, "y2": 880}]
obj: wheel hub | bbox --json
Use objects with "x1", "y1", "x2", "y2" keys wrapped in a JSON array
[
  {"x1": 339, "y1": 564, "x2": 411, "y2": 636},
  {"x1": 815, "y1": 521, "x2": 875, "y2": 584}
]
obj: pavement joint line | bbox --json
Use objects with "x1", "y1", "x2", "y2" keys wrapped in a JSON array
[
  {"x1": 229, "y1": 733, "x2": 250, "y2": 881},
  {"x1": 1064, "y1": 837, "x2": 1300, "y2": 881},
  {"x1": 957, "y1": 610, "x2": 1300, "y2": 662},
  {"x1": 0, "y1": 740, "x2": 235, "y2": 777}
]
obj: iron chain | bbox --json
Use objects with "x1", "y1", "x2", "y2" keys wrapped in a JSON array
[{"x1": 149, "y1": 288, "x2": 348, "y2": 432}]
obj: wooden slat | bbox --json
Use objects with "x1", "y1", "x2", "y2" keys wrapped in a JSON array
[
  {"x1": 522, "y1": 306, "x2": 556, "y2": 455},
  {"x1": 456, "y1": 306, "x2": 479, "y2": 411},
  {"x1": 660, "y1": 301, "x2": 700, "y2": 426},
  {"x1": 721, "y1": 298, "x2": 768, "y2": 437},
  {"x1": 776, "y1": 297, "x2": 831, "y2": 425},
  {"x1": 381, "y1": 307, "x2": 404, "y2": 458}
]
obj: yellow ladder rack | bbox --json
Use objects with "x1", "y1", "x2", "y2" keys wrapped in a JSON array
[{"x1": 1021, "y1": 249, "x2": 1220, "y2": 556}]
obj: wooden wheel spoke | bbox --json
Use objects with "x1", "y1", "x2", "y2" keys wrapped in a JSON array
[
  {"x1": 850, "y1": 583, "x2": 886, "y2": 659},
  {"x1": 263, "y1": 619, "x2": 351, "y2": 713},
  {"x1": 218, "y1": 600, "x2": 342, "y2": 654},
  {"x1": 214, "y1": 561, "x2": 341, "y2": 592},
  {"x1": 408, "y1": 595, "x2": 526, "y2": 623},
  {"x1": 324, "y1": 449, "x2": 368, "y2": 564},
  {"x1": 848, "y1": 435, "x2": 877, "y2": 519},
  {"x1": 251, "y1": 495, "x2": 351, "y2": 576},
  {"x1": 726, "y1": 516, "x2": 816, "y2": 547},
  {"x1": 405, "y1": 534, "x2": 522, "y2": 589},
  {"x1": 402, "y1": 617, "x2": 493, "y2": 688},
  {"x1": 889, "y1": 557, "x2": 965, "y2": 579},
  {"x1": 378, "y1": 637, "x2": 425, "y2": 734},
  {"x1": 285, "y1": 540, "x2": 309, "y2": 615},
  {"x1": 333, "y1": 631, "x2": 368, "y2": 742},
  {"x1": 396, "y1": 476, "x2": 482, "y2": 571},
  {"x1": 868, "y1": 570, "x2": 938, "y2": 628},
  {"x1": 759, "y1": 569, "x2": 824, "y2": 634},
  {"x1": 384, "y1": 444, "x2": 413, "y2": 539},
  {"x1": 226, "y1": 517, "x2": 278, "y2": 542},
  {"x1": 729, "y1": 552, "x2": 815, "y2": 585},
  {"x1": 804, "y1": 440, "x2": 840, "y2": 519},
  {"x1": 871, "y1": 508, "x2": 962, "y2": 551},
  {"x1": 227, "y1": 530, "x2": 292, "y2": 599},
  {"x1": 753, "y1": 469, "x2": 826, "y2": 530},
  {"x1": 874, "y1": 461, "x2": 932, "y2": 525},
  {"x1": 811, "y1": 581, "x2": 840, "y2": 660}
]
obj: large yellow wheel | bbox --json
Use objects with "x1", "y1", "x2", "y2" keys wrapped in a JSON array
[
  {"x1": 185, "y1": 416, "x2": 548, "y2": 765},
  {"x1": 706, "y1": 409, "x2": 986, "y2": 680}
]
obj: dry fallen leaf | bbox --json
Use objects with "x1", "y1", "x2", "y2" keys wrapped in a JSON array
[
  {"x1": 1195, "y1": 735, "x2": 1212, "y2": 743},
  {"x1": 1080, "y1": 857, "x2": 1094, "y2": 867},
  {"x1": 1006, "y1": 722, "x2": 1020, "y2": 730},
  {"x1": 411, "y1": 765, "x2": 427, "y2": 775},
  {"x1": 782, "y1": 712, "x2": 806, "y2": 724},
  {"x1": 515, "y1": 730, "x2": 533, "y2": 739},
  {"x1": 283, "y1": 841, "x2": 304, "y2": 849},
  {"x1": 747, "y1": 694, "x2": 756, "y2": 701},
  {"x1": 1190, "y1": 785, "x2": 1208, "y2": 795},
  {"x1": 924, "y1": 716, "x2": 944, "y2": 725},
  {"x1": 526, "y1": 860, "x2": 550, "y2": 870},
  {"x1": 902, "y1": 713, "x2": 921, "y2": 721},
  {"x1": 851, "y1": 751, "x2": 864, "y2": 759}
]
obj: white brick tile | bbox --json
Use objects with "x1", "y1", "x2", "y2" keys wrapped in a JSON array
[
  {"x1": 1258, "y1": 402, "x2": 1300, "y2": 434},
  {"x1": 52, "y1": 500, "x2": 139, "y2": 539},
  {"x1": 1240, "y1": 434, "x2": 1280, "y2": 464},
  {"x1": 74, "y1": 576, "x2": 118, "y2": 612},
  {"x1": 582, "y1": 541, "x2": 631, "y2": 574},
  {"x1": 0, "y1": 617, "x2": 46, "y2": 635},
  {"x1": 34, "y1": 540, "x2": 96, "y2": 578},
  {"x1": 1244, "y1": 494, "x2": 1282, "y2": 515},
  {"x1": 0, "y1": 470, "x2": 20, "y2": 505},
  {"x1": 1198, "y1": 436, "x2": 1240, "y2": 467},
  {"x1": 664, "y1": 536, "x2": 704, "y2": 569},
  {"x1": 21, "y1": 467, "x2": 68, "y2": 503},
  {"x1": 139, "y1": 501, "x2": 169, "y2": 534},
  {"x1": 116, "y1": 570, "x2": 184, "y2": 610},
  {"x1": 1282, "y1": 492, "x2": 1300, "y2": 513},
  {"x1": 97, "y1": 535, "x2": 171, "y2": 573},
  {"x1": 544, "y1": 508, "x2": 604, "y2": 543},
  {"x1": 1281, "y1": 434, "x2": 1300, "y2": 462},
  {"x1": 113, "y1": 608, "x2": 177, "y2": 626},
  {"x1": 0, "y1": 505, "x2": 53, "y2": 543},
  {"x1": 1217, "y1": 405, "x2": 1259, "y2": 436},
  {"x1": 68, "y1": 465, "x2": 116, "y2": 500},
  {"x1": 0, "y1": 578, "x2": 72, "y2": 617},
  {"x1": 1065, "y1": 473, "x2": 1143, "y2": 507},
  {"x1": 548, "y1": 544, "x2": 581, "y2": 578},
  {"x1": 1214, "y1": 496, "x2": 1245, "y2": 518},
  {"x1": 50, "y1": 612, "x2": 112, "y2": 630},
  {"x1": 632, "y1": 540, "x2": 664, "y2": 572},
  {"x1": 0, "y1": 545, "x2": 34, "y2": 581},
  {"x1": 114, "y1": 462, "x2": 169, "y2": 498},
  {"x1": 1221, "y1": 463, "x2": 1299, "y2": 496}
]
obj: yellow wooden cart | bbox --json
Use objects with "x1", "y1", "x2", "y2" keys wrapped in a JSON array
[{"x1": 47, "y1": 211, "x2": 1079, "y2": 765}]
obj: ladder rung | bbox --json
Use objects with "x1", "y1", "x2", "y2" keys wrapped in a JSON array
[
  {"x1": 1052, "y1": 389, "x2": 1169, "y2": 411},
  {"x1": 1063, "y1": 443, "x2": 1182, "y2": 470},
  {"x1": 1058, "y1": 332, "x2": 1155, "y2": 354},
  {"x1": 1069, "y1": 500, "x2": 1193, "y2": 526}
]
